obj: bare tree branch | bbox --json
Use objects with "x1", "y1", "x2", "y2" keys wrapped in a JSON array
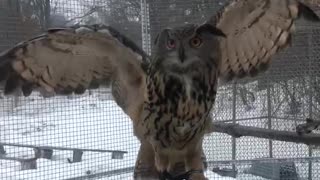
[
  {"x1": 209, "y1": 119, "x2": 320, "y2": 146},
  {"x1": 63, "y1": 5, "x2": 108, "y2": 26}
]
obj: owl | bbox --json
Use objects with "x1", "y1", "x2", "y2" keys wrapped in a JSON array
[{"x1": 0, "y1": 0, "x2": 319, "y2": 180}]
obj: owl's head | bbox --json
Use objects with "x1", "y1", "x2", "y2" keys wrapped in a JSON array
[{"x1": 151, "y1": 23, "x2": 225, "y2": 74}]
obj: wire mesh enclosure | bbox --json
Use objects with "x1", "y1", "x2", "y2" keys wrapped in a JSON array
[{"x1": 0, "y1": 0, "x2": 320, "y2": 180}]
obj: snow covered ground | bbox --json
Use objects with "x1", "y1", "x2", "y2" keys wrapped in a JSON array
[
  {"x1": 0, "y1": 91, "x2": 237, "y2": 180},
  {"x1": 0, "y1": 83, "x2": 317, "y2": 180}
]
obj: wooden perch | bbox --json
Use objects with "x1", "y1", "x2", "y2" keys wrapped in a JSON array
[{"x1": 209, "y1": 119, "x2": 320, "y2": 146}]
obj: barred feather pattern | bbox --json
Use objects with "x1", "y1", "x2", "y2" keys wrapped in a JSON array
[{"x1": 141, "y1": 60, "x2": 218, "y2": 152}]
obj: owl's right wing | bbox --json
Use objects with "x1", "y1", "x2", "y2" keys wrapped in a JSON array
[
  {"x1": 0, "y1": 24, "x2": 149, "y2": 120},
  {"x1": 207, "y1": 0, "x2": 319, "y2": 83}
]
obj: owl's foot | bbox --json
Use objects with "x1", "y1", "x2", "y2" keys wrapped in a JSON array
[
  {"x1": 188, "y1": 171, "x2": 208, "y2": 180},
  {"x1": 134, "y1": 160, "x2": 159, "y2": 180},
  {"x1": 134, "y1": 168, "x2": 159, "y2": 180},
  {"x1": 134, "y1": 142, "x2": 159, "y2": 180},
  {"x1": 154, "y1": 152, "x2": 169, "y2": 172},
  {"x1": 159, "y1": 169, "x2": 207, "y2": 180}
]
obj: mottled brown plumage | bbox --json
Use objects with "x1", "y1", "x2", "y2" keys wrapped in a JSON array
[
  {"x1": 212, "y1": 0, "x2": 320, "y2": 83},
  {"x1": 0, "y1": 1, "x2": 318, "y2": 180}
]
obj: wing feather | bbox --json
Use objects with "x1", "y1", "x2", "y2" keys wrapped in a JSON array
[
  {"x1": 0, "y1": 24, "x2": 149, "y2": 120},
  {"x1": 208, "y1": 0, "x2": 319, "y2": 82}
]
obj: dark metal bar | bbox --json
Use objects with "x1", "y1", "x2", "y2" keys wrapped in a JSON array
[
  {"x1": 217, "y1": 116, "x2": 269, "y2": 123},
  {"x1": 217, "y1": 116, "x2": 307, "y2": 123},
  {"x1": 0, "y1": 145, "x2": 6, "y2": 155},
  {"x1": 307, "y1": 30, "x2": 313, "y2": 180},
  {"x1": 38, "y1": 148, "x2": 53, "y2": 160},
  {"x1": 0, "y1": 156, "x2": 36, "y2": 162},
  {"x1": 231, "y1": 83, "x2": 237, "y2": 173},
  {"x1": 269, "y1": 116, "x2": 307, "y2": 122},
  {"x1": 207, "y1": 156, "x2": 320, "y2": 165},
  {"x1": 267, "y1": 80, "x2": 273, "y2": 158},
  {"x1": 0, "y1": 142, "x2": 127, "y2": 154},
  {"x1": 20, "y1": 159, "x2": 37, "y2": 171},
  {"x1": 210, "y1": 122, "x2": 320, "y2": 146},
  {"x1": 68, "y1": 150, "x2": 83, "y2": 163}
]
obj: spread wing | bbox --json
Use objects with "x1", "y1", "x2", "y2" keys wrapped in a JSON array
[
  {"x1": 207, "y1": 0, "x2": 320, "y2": 82},
  {"x1": 0, "y1": 24, "x2": 149, "y2": 120}
]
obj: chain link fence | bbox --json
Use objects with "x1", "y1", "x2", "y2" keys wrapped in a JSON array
[{"x1": 0, "y1": 0, "x2": 319, "y2": 179}]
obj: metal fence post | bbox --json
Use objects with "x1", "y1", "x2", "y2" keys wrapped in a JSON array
[
  {"x1": 232, "y1": 83, "x2": 237, "y2": 172},
  {"x1": 307, "y1": 28, "x2": 314, "y2": 180},
  {"x1": 267, "y1": 80, "x2": 273, "y2": 158},
  {"x1": 141, "y1": 0, "x2": 151, "y2": 55},
  {"x1": 308, "y1": 81, "x2": 313, "y2": 180}
]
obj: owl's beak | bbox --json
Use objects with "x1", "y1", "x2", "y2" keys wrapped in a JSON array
[{"x1": 178, "y1": 46, "x2": 185, "y2": 63}]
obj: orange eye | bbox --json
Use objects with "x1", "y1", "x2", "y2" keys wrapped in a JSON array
[
  {"x1": 166, "y1": 39, "x2": 176, "y2": 49},
  {"x1": 190, "y1": 37, "x2": 202, "y2": 48}
]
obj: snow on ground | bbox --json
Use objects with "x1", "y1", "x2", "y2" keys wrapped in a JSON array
[
  {"x1": 0, "y1": 83, "x2": 315, "y2": 179},
  {"x1": 0, "y1": 92, "x2": 236, "y2": 180}
]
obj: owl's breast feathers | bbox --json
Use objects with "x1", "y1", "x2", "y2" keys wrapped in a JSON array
[{"x1": 142, "y1": 67, "x2": 218, "y2": 150}]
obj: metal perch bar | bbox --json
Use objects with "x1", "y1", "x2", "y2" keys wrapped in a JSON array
[
  {"x1": 0, "y1": 148, "x2": 41, "y2": 171},
  {"x1": 1, "y1": 156, "x2": 38, "y2": 171},
  {"x1": 207, "y1": 156, "x2": 320, "y2": 165},
  {"x1": 0, "y1": 156, "x2": 39, "y2": 162},
  {"x1": 0, "y1": 142, "x2": 128, "y2": 154},
  {"x1": 0, "y1": 142, "x2": 128, "y2": 163},
  {"x1": 209, "y1": 121, "x2": 320, "y2": 146}
]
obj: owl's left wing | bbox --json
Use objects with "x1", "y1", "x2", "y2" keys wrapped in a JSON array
[{"x1": 207, "y1": 0, "x2": 319, "y2": 82}]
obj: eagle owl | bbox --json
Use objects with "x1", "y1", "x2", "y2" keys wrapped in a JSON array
[{"x1": 0, "y1": 0, "x2": 319, "y2": 180}]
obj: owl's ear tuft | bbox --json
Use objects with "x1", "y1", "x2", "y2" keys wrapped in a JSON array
[
  {"x1": 154, "y1": 33, "x2": 160, "y2": 45},
  {"x1": 196, "y1": 24, "x2": 226, "y2": 38},
  {"x1": 154, "y1": 28, "x2": 171, "y2": 45}
]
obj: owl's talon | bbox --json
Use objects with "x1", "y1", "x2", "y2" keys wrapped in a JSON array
[
  {"x1": 159, "y1": 169, "x2": 207, "y2": 180},
  {"x1": 159, "y1": 171, "x2": 172, "y2": 180},
  {"x1": 188, "y1": 172, "x2": 208, "y2": 180},
  {"x1": 134, "y1": 167, "x2": 160, "y2": 180}
]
